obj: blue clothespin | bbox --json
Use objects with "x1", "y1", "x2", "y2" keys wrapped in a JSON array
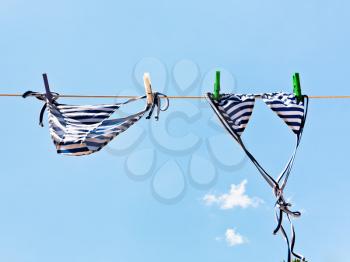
[{"x1": 42, "y1": 73, "x2": 53, "y2": 102}]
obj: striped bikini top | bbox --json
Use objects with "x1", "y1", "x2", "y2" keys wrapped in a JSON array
[
  {"x1": 23, "y1": 90, "x2": 169, "y2": 156},
  {"x1": 206, "y1": 92, "x2": 308, "y2": 262}
]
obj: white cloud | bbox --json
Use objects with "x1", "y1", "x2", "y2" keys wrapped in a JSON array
[
  {"x1": 225, "y1": 228, "x2": 247, "y2": 246},
  {"x1": 203, "y1": 180, "x2": 262, "y2": 210}
]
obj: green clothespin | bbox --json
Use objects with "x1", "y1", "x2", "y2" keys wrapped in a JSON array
[
  {"x1": 213, "y1": 71, "x2": 221, "y2": 100},
  {"x1": 292, "y1": 72, "x2": 303, "y2": 103}
]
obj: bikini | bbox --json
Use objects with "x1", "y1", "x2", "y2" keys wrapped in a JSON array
[
  {"x1": 23, "y1": 74, "x2": 169, "y2": 156},
  {"x1": 206, "y1": 92, "x2": 308, "y2": 262}
]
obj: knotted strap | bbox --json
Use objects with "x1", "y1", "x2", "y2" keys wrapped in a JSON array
[
  {"x1": 146, "y1": 92, "x2": 169, "y2": 120},
  {"x1": 272, "y1": 187, "x2": 305, "y2": 261},
  {"x1": 22, "y1": 91, "x2": 60, "y2": 126}
]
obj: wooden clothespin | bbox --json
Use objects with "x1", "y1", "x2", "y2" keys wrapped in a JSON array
[
  {"x1": 143, "y1": 72, "x2": 153, "y2": 105},
  {"x1": 292, "y1": 72, "x2": 303, "y2": 103},
  {"x1": 42, "y1": 73, "x2": 53, "y2": 102},
  {"x1": 213, "y1": 71, "x2": 221, "y2": 100}
]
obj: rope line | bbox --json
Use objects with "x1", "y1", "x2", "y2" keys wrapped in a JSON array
[{"x1": 1, "y1": 93, "x2": 350, "y2": 99}]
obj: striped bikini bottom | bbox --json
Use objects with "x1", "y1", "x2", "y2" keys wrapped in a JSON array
[{"x1": 23, "y1": 91, "x2": 169, "y2": 156}]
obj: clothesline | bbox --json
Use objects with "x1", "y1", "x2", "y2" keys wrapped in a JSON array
[{"x1": 1, "y1": 93, "x2": 350, "y2": 99}]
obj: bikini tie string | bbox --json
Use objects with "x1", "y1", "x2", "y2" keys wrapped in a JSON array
[
  {"x1": 22, "y1": 91, "x2": 59, "y2": 127},
  {"x1": 23, "y1": 90, "x2": 170, "y2": 125},
  {"x1": 146, "y1": 92, "x2": 169, "y2": 120},
  {"x1": 273, "y1": 188, "x2": 305, "y2": 262}
]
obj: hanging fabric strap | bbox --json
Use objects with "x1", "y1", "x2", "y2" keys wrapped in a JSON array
[
  {"x1": 23, "y1": 91, "x2": 169, "y2": 127},
  {"x1": 22, "y1": 91, "x2": 60, "y2": 126},
  {"x1": 262, "y1": 93, "x2": 309, "y2": 191},
  {"x1": 206, "y1": 92, "x2": 308, "y2": 262},
  {"x1": 260, "y1": 94, "x2": 308, "y2": 261},
  {"x1": 237, "y1": 129, "x2": 305, "y2": 262},
  {"x1": 146, "y1": 92, "x2": 169, "y2": 120},
  {"x1": 204, "y1": 93, "x2": 278, "y2": 189},
  {"x1": 236, "y1": 133, "x2": 306, "y2": 262}
]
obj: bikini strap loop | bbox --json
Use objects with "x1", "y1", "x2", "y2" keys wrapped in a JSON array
[
  {"x1": 22, "y1": 90, "x2": 60, "y2": 127},
  {"x1": 146, "y1": 92, "x2": 169, "y2": 120}
]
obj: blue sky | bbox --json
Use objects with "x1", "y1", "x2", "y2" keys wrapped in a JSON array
[{"x1": 0, "y1": 0, "x2": 349, "y2": 261}]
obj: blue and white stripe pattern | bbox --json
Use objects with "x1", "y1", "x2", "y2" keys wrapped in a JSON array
[
  {"x1": 47, "y1": 102, "x2": 149, "y2": 156},
  {"x1": 208, "y1": 93, "x2": 256, "y2": 136},
  {"x1": 262, "y1": 92, "x2": 306, "y2": 135}
]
